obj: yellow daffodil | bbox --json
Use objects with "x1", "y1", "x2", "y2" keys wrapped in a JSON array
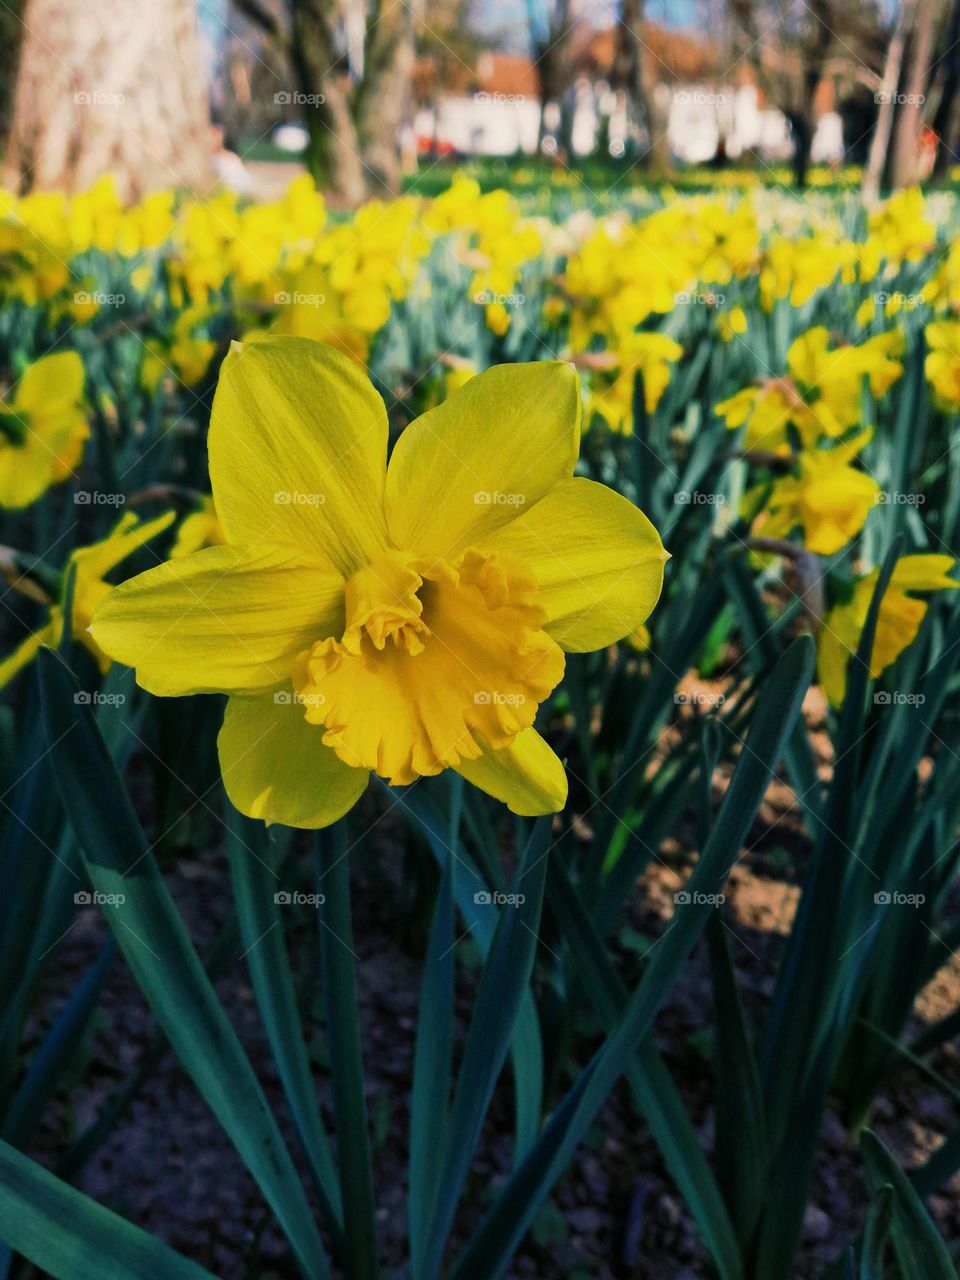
[
  {"x1": 89, "y1": 338, "x2": 667, "y2": 828},
  {"x1": 924, "y1": 321, "x2": 960, "y2": 407},
  {"x1": 171, "y1": 497, "x2": 225, "y2": 558},
  {"x1": 718, "y1": 328, "x2": 903, "y2": 451},
  {"x1": 715, "y1": 381, "x2": 799, "y2": 452},
  {"x1": 818, "y1": 554, "x2": 959, "y2": 706},
  {"x1": 718, "y1": 306, "x2": 747, "y2": 342},
  {"x1": 867, "y1": 188, "x2": 936, "y2": 266},
  {"x1": 0, "y1": 352, "x2": 88, "y2": 509},
  {"x1": 587, "y1": 332, "x2": 683, "y2": 431},
  {"x1": 0, "y1": 511, "x2": 174, "y2": 687},
  {"x1": 754, "y1": 429, "x2": 879, "y2": 554}
]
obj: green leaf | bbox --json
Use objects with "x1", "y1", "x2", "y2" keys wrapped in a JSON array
[
  {"x1": 451, "y1": 637, "x2": 814, "y2": 1280},
  {"x1": 316, "y1": 822, "x2": 380, "y2": 1280},
  {"x1": 861, "y1": 1130, "x2": 954, "y2": 1280},
  {"x1": 409, "y1": 806, "x2": 456, "y2": 1274},
  {"x1": 225, "y1": 810, "x2": 343, "y2": 1242},
  {"x1": 37, "y1": 649, "x2": 330, "y2": 1280},
  {"x1": 0, "y1": 1140, "x2": 215, "y2": 1280},
  {"x1": 547, "y1": 855, "x2": 743, "y2": 1280},
  {"x1": 420, "y1": 815, "x2": 553, "y2": 1280},
  {"x1": 385, "y1": 780, "x2": 543, "y2": 1159},
  {"x1": 708, "y1": 914, "x2": 767, "y2": 1253}
]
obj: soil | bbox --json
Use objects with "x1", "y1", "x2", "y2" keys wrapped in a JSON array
[{"x1": 19, "y1": 685, "x2": 960, "y2": 1280}]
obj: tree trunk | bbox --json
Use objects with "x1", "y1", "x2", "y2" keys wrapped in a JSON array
[
  {"x1": 354, "y1": 0, "x2": 416, "y2": 196},
  {"x1": 863, "y1": 0, "x2": 912, "y2": 202},
  {"x1": 3, "y1": 0, "x2": 211, "y2": 200},
  {"x1": 289, "y1": 0, "x2": 369, "y2": 206},
  {"x1": 890, "y1": 0, "x2": 942, "y2": 187},
  {"x1": 611, "y1": 0, "x2": 655, "y2": 161},
  {"x1": 529, "y1": 0, "x2": 573, "y2": 152},
  {"x1": 932, "y1": 0, "x2": 960, "y2": 176},
  {"x1": 788, "y1": 109, "x2": 814, "y2": 187}
]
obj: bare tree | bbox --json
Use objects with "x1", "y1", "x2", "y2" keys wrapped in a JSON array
[
  {"x1": 4, "y1": 0, "x2": 212, "y2": 199},
  {"x1": 863, "y1": 0, "x2": 912, "y2": 202},
  {"x1": 931, "y1": 0, "x2": 960, "y2": 174},
  {"x1": 233, "y1": 0, "x2": 416, "y2": 205},
  {"x1": 610, "y1": 0, "x2": 654, "y2": 157},
  {"x1": 728, "y1": 0, "x2": 884, "y2": 186},
  {"x1": 889, "y1": 0, "x2": 943, "y2": 186},
  {"x1": 524, "y1": 0, "x2": 575, "y2": 152}
]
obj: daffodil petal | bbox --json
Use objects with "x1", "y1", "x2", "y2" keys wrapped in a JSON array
[
  {"x1": 478, "y1": 477, "x2": 667, "y2": 651},
  {"x1": 70, "y1": 510, "x2": 175, "y2": 580},
  {"x1": 455, "y1": 728, "x2": 567, "y2": 815},
  {"x1": 209, "y1": 336, "x2": 389, "y2": 575},
  {"x1": 89, "y1": 543, "x2": 344, "y2": 696},
  {"x1": 385, "y1": 361, "x2": 581, "y2": 560},
  {"x1": 14, "y1": 351, "x2": 85, "y2": 414},
  {"x1": 0, "y1": 618, "x2": 59, "y2": 689},
  {"x1": 219, "y1": 692, "x2": 368, "y2": 828}
]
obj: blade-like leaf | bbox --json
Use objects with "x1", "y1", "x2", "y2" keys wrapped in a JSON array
[
  {"x1": 37, "y1": 649, "x2": 329, "y2": 1280},
  {"x1": 420, "y1": 815, "x2": 553, "y2": 1280},
  {"x1": 451, "y1": 637, "x2": 814, "y2": 1280},
  {"x1": 0, "y1": 1140, "x2": 215, "y2": 1280}
]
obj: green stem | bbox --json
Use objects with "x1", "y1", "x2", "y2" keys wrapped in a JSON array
[{"x1": 316, "y1": 822, "x2": 380, "y2": 1280}]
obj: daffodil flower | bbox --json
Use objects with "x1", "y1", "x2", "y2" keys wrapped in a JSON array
[
  {"x1": 0, "y1": 352, "x2": 88, "y2": 509},
  {"x1": 0, "y1": 511, "x2": 174, "y2": 687},
  {"x1": 818, "y1": 554, "x2": 959, "y2": 706},
  {"x1": 753, "y1": 429, "x2": 880, "y2": 555},
  {"x1": 171, "y1": 496, "x2": 225, "y2": 558},
  {"x1": 90, "y1": 338, "x2": 668, "y2": 828},
  {"x1": 924, "y1": 321, "x2": 960, "y2": 407},
  {"x1": 584, "y1": 333, "x2": 683, "y2": 431}
]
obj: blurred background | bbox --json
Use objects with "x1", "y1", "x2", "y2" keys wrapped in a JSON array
[{"x1": 1, "y1": 0, "x2": 955, "y2": 205}]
